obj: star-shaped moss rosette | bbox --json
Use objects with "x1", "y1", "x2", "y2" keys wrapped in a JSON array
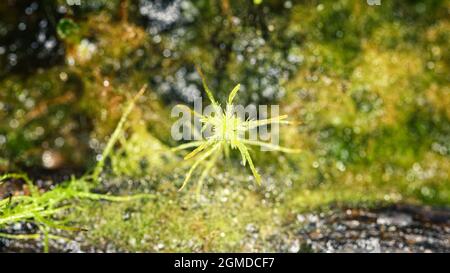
[{"x1": 173, "y1": 67, "x2": 300, "y2": 194}]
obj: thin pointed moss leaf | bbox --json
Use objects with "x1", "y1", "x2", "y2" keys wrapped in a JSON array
[
  {"x1": 179, "y1": 143, "x2": 220, "y2": 191},
  {"x1": 241, "y1": 139, "x2": 301, "y2": 153},
  {"x1": 195, "y1": 65, "x2": 217, "y2": 105},
  {"x1": 196, "y1": 147, "x2": 221, "y2": 197},
  {"x1": 171, "y1": 141, "x2": 204, "y2": 152},
  {"x1": 237, "y1": 142, "x2": 261, "y2": 185},
  {"x1": 92, "y1": 84, "x2": 147, "y2": 180},
  {"x1": 184, "y1": 141, "x2": 211, "y2": 160},
  {"x1": 236, "y1": 143, "x2": 247, "y2": 166},
  {"x1": 0, "y1": 232, "x2": 71, "y2": 242},
  {"x1": 174, "y1": 104, "x2": 205, "y2": 119},
  {"x1": 228, "y1": 84, "x2": 241, "y2": 105},
  {"x1": 246, "y1": 115, "x2": 289, "y2": 129}
]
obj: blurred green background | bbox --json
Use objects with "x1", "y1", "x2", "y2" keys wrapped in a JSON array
[{"x1": 0, "y1": 0, "x2": 449, "y2": 252}]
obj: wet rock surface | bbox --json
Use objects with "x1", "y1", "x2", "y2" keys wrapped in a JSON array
[{"x1": 290, "y1": 205, "x2": 450, "y2": 253}]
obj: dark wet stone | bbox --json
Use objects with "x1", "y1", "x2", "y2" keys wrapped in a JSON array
[
  {"x1": 293, "y1": 206, "x2": 450, "y2": 253},
  {"x1": 377, "y1": 213, "x2": 413, "y2": 227}
]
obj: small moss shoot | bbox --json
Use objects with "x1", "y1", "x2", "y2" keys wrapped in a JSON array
[{"x1": 173, "y1": 67, "x2": 300, "y2": 195}]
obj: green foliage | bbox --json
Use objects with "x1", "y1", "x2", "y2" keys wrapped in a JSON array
[
  {"x1": 173, "y1": 68, "x2": 300, "y2": 194},
  {"x1": 0, "y1": 88, "x2": 153, "y2": 251}
]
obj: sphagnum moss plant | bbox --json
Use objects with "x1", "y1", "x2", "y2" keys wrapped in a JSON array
[{"x1": 173, "y1": 67, "x2": 300, "y2": 194}]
